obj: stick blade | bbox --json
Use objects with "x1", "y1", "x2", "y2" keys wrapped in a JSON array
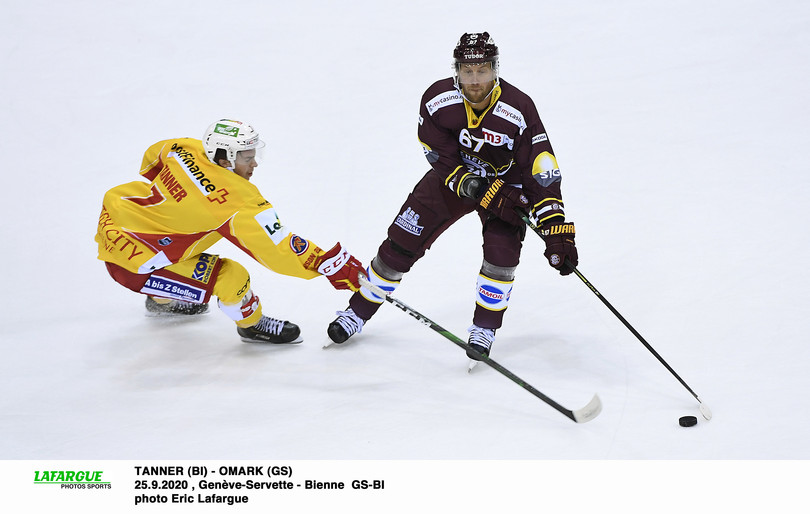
[
  {"x1": 572, "y1": 394, "x2": 603, "y2": 423},
  {"x1": 699, "y1": 401, "x2": 712, "y2": 420}
]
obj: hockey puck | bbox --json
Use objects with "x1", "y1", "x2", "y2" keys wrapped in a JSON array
[{"x1": 679, "y1": 415, "x2": 698, "y2": 427}]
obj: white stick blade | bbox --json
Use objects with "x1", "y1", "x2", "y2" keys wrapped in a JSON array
[
  {"x1": 572, "y1": 394, "x2": 603, "y2": 423},
  {"x1": 699, "y1": 402, "x2": 712, "y2": 420}
]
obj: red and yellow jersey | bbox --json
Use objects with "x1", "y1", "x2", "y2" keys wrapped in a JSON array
[{"x1": 95, "y1": 137, "x2": 323, "y2": 280}]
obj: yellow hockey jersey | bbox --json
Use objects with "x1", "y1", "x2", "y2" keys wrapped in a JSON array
[{"x1": 96, "y1": 138, "x2": 323, "y2": 280}]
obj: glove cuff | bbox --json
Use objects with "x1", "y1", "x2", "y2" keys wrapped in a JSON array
[
  {"x1": 316, "y1": 243, "x2": 350, "y2": 276},
  {"x1": 479, "y1": 179, "x2": 505, "y2": 209},
  {"x1": 540, "y1": 221, "x2": 575, "y2": 239}
]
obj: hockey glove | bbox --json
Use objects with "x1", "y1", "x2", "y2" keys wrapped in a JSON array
[
  {"x1": 455, "y1": 172, "x2": 487, "y2": 199},
  {"x1": 541, "y1": 222, "x2": 578, "y2": 275},
  {"x1": 314, "y1": 243, "x2": 365, "y2": 291},
  {"x1": 478, "y1": 179, "x2": 530, "y2": 226}
]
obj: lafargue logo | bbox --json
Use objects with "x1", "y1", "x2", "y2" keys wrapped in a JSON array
[{"x1": 33, "y1": 469, "x2": 111, "y2": 490}]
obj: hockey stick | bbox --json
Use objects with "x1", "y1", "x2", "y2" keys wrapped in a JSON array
[
  {"x1": 522, "y1": 214, "x2": 712, "y2": 420},
  {"x1": 358, "y1": 275, "x2": 602, "y2": 423}
]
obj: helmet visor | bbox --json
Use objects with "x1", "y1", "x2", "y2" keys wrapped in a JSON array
[
  {"x1": 236, "y1": 140, "x2": 266, "y2": 166},
  {"x1": 455, "y1": 61, "x2": 496, "y2": 85}
]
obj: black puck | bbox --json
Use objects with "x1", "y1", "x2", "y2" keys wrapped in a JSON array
[{"x1": 679, "y1": 415, "x2": 697, "y2": 427}]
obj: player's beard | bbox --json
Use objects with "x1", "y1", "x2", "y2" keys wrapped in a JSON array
[{"x1": 462, "y1": 81, "x2": 495, "y2": 105}]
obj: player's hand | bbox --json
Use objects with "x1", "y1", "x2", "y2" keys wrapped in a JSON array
[
  {"x1": 478, "y1": 179, "x2": 530, "y2": 226},
  {"x1": 541, "y1": 222, "x2": 578, "y2": 275},
  {"x1": 314, "y1": 243, "x2": 364, "y2": 291}
]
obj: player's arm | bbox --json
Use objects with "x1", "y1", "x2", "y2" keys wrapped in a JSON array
[
  {"x1": 222, "y1": 200, "x2": 364, "y2": 291},
  {"x1": 417, "y1": 95, "x2": 468, "y2": 194},
  {"x1": 519, "y1": 100, "x2": 577, "y2": 274}
]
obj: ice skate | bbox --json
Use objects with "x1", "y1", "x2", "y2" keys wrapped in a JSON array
[
  {"x1": 466, "y1": 325, "x2": 495, "y2": 371},
  {"x1": 238, "y1": 315, "x2": 302, "y2": 344},
  {"x1": 145, "y1": 296, "x2": 209, "y2": 316},
  {"x1": 326, "y1": 308, "x2": 365, "y2": 345}
]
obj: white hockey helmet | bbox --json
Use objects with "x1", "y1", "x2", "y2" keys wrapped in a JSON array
[{"x1": 202, "y1": 119, "x2": 266, "y2": 166}]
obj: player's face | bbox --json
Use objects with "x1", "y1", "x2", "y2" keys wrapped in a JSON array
[
  {"x1": 233, "y1": 149, "x2": 258, "y2": 180},
  {"x1": 458, "y1": 62, "x2": 496, "y2": 104}
]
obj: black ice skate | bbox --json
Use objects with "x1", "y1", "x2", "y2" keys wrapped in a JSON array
[
  {"x1": 145, "y1": 296, "x2": 209, "y2": 316},
  {"x1": 326, "y1": 308, "x2": 365, "y2": 344},
  {"x1": 238, "y1": 316, "x2": 302, "y2": 344},
  {"x1": 466, "y1": 325, "x2": 496, "y2": 361}
]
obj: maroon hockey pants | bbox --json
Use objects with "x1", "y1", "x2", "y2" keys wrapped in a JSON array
[{"x1": 349, "y1": 170, "x2": 524, "y2": 328}]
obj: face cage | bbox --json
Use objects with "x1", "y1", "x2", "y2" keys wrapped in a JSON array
[{"x1": 452, "y1": 59, "x2": 500, "y2": 99}]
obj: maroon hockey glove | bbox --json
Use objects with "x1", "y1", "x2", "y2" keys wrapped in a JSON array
[
  {"x1": 314, "y1": 243, "x2": 365, "y2": 291},
  {"x1": 478, "y1": 179, "x2": 530, "y2": 226},
  {"x1": 541, "y1": 222, "x2": 577, "y2": 275}
]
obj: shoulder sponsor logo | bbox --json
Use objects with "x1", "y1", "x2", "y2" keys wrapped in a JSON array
[
  {"x1": 425, "y1": 90, "x2": 463, "y2": 116},
  {"x1": 255, "y1": 208, "x2": 290, "y2": 245},
  {"x1": 532, "y1": 133, "x2": 548, "y2": 144},
  {"x1": 493, "y1": 102, "x2": 527, "y2": 134},
  {"x1": 169, "y1": 143, "x2": 220, "y2": 197},
  {"x1": 207, "y1": 188, "x2": 229, "y2": 204}
]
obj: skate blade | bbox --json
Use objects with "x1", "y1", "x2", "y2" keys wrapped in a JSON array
[{"x1": 240, "y1": 336, "x2": 303, "y2": 345}]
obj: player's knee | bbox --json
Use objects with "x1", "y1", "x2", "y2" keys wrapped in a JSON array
[
  {"x1": 377, "y1": 238, "x2": 420, "y2": 273},
  {"x1": 213, "y1": 258, "x2": 252, "y2": 305}
]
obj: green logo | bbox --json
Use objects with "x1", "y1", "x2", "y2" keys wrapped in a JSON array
[
  {"x1": 214, "y1": 123, "x2": 239, "y2": 137},
  {"x1": 34, "y1": 470, "x2": 111, "y2": 489}
]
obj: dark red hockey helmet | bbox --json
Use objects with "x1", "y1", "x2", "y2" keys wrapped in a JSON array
[{"x1": 453, "y1": 32, "x2": 499, "y2": 64}]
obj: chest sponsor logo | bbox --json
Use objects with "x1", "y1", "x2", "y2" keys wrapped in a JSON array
[
  {"x1": 459, "y1": 128, "x2": 514, "y2": 152},
  {"x1": 394, "y1": 207, "x2": 424, "y2": 236},
  {"x1": 425, "y1": 90, "x2": 463, "y2": 116},
  {"x1": 493, "y1": 102, "x2": 527, "y2": 134}
]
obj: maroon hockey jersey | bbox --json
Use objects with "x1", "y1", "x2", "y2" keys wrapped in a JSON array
[{"x1": 418, "y1": 78, "x2": 566, "y2": 225}]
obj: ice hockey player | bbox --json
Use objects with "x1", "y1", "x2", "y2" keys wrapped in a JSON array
[
  {"x1": 96, "y1": 119, "x2": 365, "y2": 344},
  {"x1": 327, "y1": 33, "x2": 578, "y2": 361}
]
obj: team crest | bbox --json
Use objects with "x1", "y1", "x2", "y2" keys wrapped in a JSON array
[{"x1": 290, "y1": 234, "x2": 309, "y2": 255}]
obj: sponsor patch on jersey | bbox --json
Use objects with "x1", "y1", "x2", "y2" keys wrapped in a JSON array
[
  {"x1": 532, "y1": 133, "x2": 549, "y2": 144},
  {"x1": 425, "y1": 90, "x2": 463, "y2": 116},
  {"x1": 158, "y1": 237, "x2": 173, "y2": 246},
  {"x1": 290, "y1": 234, "x2": 309, "y2": 255},
  {"x1": 191, "y1": 254, "x2": 217, "y2": 284},
  {"x1": 493, "y1": 102, "x2": 527, "y2": 134},
  {"x1": 168, "y1": 145, "x2": 220, "y2": 196},
  {"x1": 255, "y1": 208, "x2": 290, "y2": 245},
  {"x1": 481, "y1": 128, "x2": 515, "y2": 150},
  {"x1": 140, "y1": 276, "x2": 206, "y2": 303},
  {"x1": 394, "y1": 207, "x2": 424, "y2": 236}
]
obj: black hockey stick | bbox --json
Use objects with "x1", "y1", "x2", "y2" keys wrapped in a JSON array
[
  {"x1": 358, "y1": 275, "x2": 602, "y2": 423},
  {"x1": 522, "y1": 214, "x2": 712, "y2": 420}
]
